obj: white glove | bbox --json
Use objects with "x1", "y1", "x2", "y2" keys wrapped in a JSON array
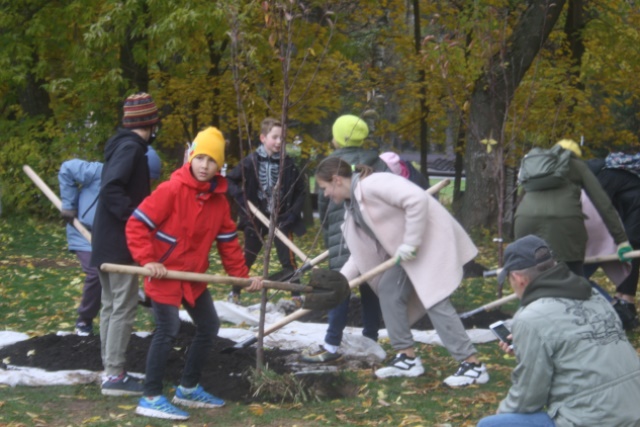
[{"x1": 395, "y1": 244, "x2": 417, "y2": 263}]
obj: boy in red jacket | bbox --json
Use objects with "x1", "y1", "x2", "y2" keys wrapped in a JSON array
[{"x1": 126, "y1": 126, "x2": 263, "y2": 421}]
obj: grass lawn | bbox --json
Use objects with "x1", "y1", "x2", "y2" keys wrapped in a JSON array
[{"x1": 0, "y1": 214, "x2": 638, "y2": 427}]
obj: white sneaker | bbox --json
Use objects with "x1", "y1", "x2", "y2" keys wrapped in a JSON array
[
  {"x1": 444, "y1": 361, "x2": 489, "y2": 387},
  {"x1": 375, "y1": 354, "x2": 424, "y2": 378}
]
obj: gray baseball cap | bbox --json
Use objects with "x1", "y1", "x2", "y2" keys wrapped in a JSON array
[{"x1": 498, "y1": 235, "x2": 553, "y2": 285}]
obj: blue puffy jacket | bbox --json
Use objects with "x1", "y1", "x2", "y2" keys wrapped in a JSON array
[{"x1": 59, "y1": 160, "x2": 103, "y2": 252}]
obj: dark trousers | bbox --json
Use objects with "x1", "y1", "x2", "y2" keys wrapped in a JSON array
[
  {"x1": 75, "y1": 250, "x2": 102, "y2": 324},
  {"x1": 143, "y1": 290, "x2": 219, "y2": 396},
  {"x1": 585, "y1": 258, "x2": 639, "y2": 297},
  {"x1": 234, "y1": 225, "x2": 299, "y2": 296},
  {"x1": 324, "y1": 283, "x2": 381, "y2": 346},
  {"x1": 618, "y1": 258, "x2": 639, "y2": 296}
]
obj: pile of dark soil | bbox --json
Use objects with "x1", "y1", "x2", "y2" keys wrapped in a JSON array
[
  {"x1": 0, "y1": 294, "x2": 510, "y2": 402},
  {"x1": 0, "y1": 322, "x2": 292, "y2": 402}
]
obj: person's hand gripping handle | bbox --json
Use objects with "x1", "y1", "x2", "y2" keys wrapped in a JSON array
[
  {"x1": 394, "y1": 244, "x2": 417, "y2": 264},
  {"x1": 617, "y1": 241, "x2": 633, "y2": 262}
]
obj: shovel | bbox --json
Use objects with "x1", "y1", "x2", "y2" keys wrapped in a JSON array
[
  {"x1": 221, "y1": 255, "x2": 400, "y2": 353},
  {"x1": 100, "y1": 263, "x2": 350, "y2": 311},
  {"x1": 464, "y1": 250, "x2": 640, "y2": 318}
]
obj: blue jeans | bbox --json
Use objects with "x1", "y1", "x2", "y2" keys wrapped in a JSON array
[
  {"x1": 324, "y1": 283, "x2": 381, "y2": 346},
  {"x1": 144, "y1": 290, "x2": 219, "y2": 396},
  {"x1": 477, "y1": 412, "x2": 555, "y2": 427}
]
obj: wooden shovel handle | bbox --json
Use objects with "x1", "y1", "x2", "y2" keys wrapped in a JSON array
[
  {"x1": 427, "y1": 178, "x2": 451, "y2": 195},
  {"x1": 584, "y1": 250, "x2": 640, "y2": 264},
  {"x1": 100, "y1": 263, "x2": 313, "y2": 293},
  {"x1": 246, "y1": 201, "x2": 316, "y2": 263},
  {"x1": 459, "y1": 293, "x2": 518, "y2": 319},
  {"x1": 485, "y1": 249, "x2": 640, "y2": 277},
  {"x1": 23, "y1": 165, "x2": 93, "y2": 243}
]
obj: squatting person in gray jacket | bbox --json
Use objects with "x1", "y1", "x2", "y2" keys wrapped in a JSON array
[{"x1": 477, "y1": 235, "x2": 640, "y2": 427}]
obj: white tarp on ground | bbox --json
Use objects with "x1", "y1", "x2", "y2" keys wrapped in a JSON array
[
  {"x1": 0, "y1": 301, "x2": 505, "y2": 387},
  {"x1": 212, "y1": 301, "x2": 500, "y2": 354}
]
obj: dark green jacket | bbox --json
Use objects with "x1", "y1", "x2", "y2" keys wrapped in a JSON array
[{"x1": 515, "y1": 156, "x2": 627, "y2": 262}]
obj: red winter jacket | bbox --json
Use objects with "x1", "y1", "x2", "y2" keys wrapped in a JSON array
[{"x1": 126, "y1": 163, "x2": 249, "y2": 307}]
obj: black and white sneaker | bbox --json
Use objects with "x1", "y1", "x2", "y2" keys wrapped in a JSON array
[
  {"x1": 443, "y1": 361, "x2": 489, "y2": 387},
  {"x1": 74, "y1": 321, "x2": 93, "y2": 336},
  {"x1": 375, "y1": 353, "x2": 424, "y2": 378}
]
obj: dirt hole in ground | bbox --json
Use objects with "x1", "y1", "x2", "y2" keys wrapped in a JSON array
[{"x1": 0, "y1": 295, "x2": 509, "y2": 402}]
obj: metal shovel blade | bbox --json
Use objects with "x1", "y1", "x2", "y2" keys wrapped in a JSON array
[
  {"x1": 221, "y1": 335, "x2": 258, "y2": 354},
  {"x1": 262, "y1": 267, "x2": 349, "y2": 311},
  {"x1": 302, "y1": 269, "x2": 349, "y2": 311},
  {"x1": 221, "y1": 270, "x2": 349, "y2": 353}
]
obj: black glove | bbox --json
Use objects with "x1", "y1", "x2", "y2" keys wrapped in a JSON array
[{"x1": 61, "y1": 209, "x2": 77, "y2": 224}]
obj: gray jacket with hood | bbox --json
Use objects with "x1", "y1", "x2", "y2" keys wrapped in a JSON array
[{"x1": 499, "y1": 263, "x2": 640, "y2": 426}]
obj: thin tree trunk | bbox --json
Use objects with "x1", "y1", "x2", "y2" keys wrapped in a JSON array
[
  {"x1": 413, "y1": 0, "x2": 430, "y2": 179},
  {"x1": 120, "y1": 24, "x2": 149, "y2": 93}
]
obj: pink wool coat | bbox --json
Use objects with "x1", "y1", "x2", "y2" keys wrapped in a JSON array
[
  {"x1": 581, "y1": 190, "x2": 630, "y2": 285},
  {"x1": 340, "y1": 172, "x2": 478, "y2": 325}
]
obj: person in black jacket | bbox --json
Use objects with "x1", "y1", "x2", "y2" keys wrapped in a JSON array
[
  {"x1": 90, "y1": 92, "x2": 159, "y2": 396},
  {"x1": 587, "y1": 153, "x2": 640, "y2": 326},
  {"x1": 226, "y1": 117, "x2": 307, "y2": 304}
]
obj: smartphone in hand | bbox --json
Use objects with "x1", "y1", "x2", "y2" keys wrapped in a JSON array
[{"x1": 489, "y1": 320, "x2": 513, "y2": 350}]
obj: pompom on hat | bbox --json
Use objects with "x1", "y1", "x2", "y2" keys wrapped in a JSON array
[
  {"x1": 122, "y1": 92, "x2": 159, "y2": 129},
  {"x1": 188, "y1": 127, "x2": 225, "y2": 167},
  {"x1": 332, "y1": 115, "x2": 369, "y2": 147},
  {"x1": 556, "y1": 139, "x2": 582, "y2": 158}
]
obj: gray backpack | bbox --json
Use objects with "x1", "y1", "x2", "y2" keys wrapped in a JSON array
[{"x1": 518, "y1": 145, "x2": 571, "y2": 191}]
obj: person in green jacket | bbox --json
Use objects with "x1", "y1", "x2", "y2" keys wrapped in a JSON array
[{"x1": 514, "y1": 139, "x2": 632, "y2": 277}]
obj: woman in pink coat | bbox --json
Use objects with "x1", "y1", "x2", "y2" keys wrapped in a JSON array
[{"x1": 315, "y1": 157, "x2": 489, "y2": 386}]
